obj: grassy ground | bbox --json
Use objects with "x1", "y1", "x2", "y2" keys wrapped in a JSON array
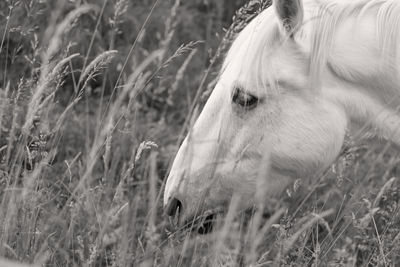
[{"x1": 0, "y1": 0, "x2": 399, "y2": 266}]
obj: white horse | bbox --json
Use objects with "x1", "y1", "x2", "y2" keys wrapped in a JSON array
[{"x1": 164, "y1": 0, "x2": 400, "y2": 229}]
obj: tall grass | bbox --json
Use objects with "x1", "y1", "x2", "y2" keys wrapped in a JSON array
[{"x1": 0, "y1": 0, "x2": 399, "y2": 266}]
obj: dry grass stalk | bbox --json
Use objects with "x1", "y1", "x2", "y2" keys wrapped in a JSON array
[
  {"x1": 167, "y1": 48, "x2": 198, "y2": 105},
  {"x1": 22, "y1": 53, "x2": 80, "y2": 136},
  {"x1": 78, "y1": 50, "x2": 118, "y2": 89},
  {"x1": 43, "y1": 4, "x2": 99, "y2": 67}
]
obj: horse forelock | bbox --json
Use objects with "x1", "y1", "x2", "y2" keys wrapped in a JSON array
[
  {"x1": 222, "y1": 9, "x2": 306, "y2": 96},
  {"x1": 222, "y1": 13, "x2": 273, "y2": 94}
]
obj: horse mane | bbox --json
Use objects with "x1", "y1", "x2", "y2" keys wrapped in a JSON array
[
  {"x1": 223, "y1": 0, "x2": 400, "y2": 99},
  {"x1": 309, "y1": 0, "x2": 400, "y2": 93}
]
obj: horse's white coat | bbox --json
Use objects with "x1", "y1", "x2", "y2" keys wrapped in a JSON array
[{"x1": 164, "y1": 0, "x2": 400, "y2": 223}]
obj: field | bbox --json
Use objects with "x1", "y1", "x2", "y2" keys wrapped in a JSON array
[{"x1": 0, "y1": 0, "x2": 399, "y2": 266}]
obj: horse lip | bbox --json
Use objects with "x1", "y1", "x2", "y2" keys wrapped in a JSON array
[
  {"x1": 173, "y1": 207, "x2": 224, "y2": 234},
  {"x1": 197, "y1": 213, "x2": 215, "y2": 234}
]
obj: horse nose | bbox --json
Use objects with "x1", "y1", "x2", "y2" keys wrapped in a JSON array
[{"x1": 165, "y1": 197, "x2": 183, "y2": 217}]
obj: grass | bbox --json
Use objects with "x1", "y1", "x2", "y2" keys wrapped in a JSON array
[{"x1": 0, "y1": 0, "x2": 399, "y2": 266}]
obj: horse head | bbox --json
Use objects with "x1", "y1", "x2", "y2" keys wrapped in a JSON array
[{"x1": 164, "y1": 0, "x2": 400, "y2": 231}]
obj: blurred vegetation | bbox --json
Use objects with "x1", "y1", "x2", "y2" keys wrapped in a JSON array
[
  {"x1": 0, "y1": 0, "x2": 246, "y2": 174},
  {"x1": 0, "y1": 0, "x2": 399, "y2": 266}
]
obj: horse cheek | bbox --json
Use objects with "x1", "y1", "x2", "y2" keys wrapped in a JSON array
[{"x1": 271, "y1": 98, "x2": 347, "y2": 178}]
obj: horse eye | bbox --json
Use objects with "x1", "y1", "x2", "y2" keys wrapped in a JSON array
[{"x1": 232, "y1": 88, "x2": 259, "y2": 109}]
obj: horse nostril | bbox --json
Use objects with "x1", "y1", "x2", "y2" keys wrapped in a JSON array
[{"x1": 165, "y1": 197, "x2": 183, "y2": 217}]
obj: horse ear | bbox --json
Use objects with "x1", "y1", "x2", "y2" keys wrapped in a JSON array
[{"x1": 274, "y1": 0, "x2": 303, "y2": 35}]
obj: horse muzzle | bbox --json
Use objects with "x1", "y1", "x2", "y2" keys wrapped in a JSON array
[{"x1": 164, "y1": 193, "x2": 224, "y2": 234}]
